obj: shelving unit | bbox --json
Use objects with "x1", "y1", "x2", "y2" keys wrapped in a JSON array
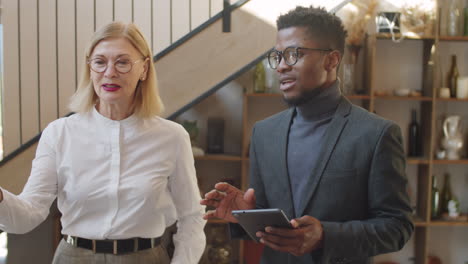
[{"x1": 364, "y1": 24, "x2": 468, "y2": 262}]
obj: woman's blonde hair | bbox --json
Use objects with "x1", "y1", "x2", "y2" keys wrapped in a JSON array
[{"x1": 69, "y1": 21, "x2": 164, "y2": 118}]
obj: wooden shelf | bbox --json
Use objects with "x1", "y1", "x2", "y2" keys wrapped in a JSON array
[
  {"x1": 436, "y1": 98, "x2": 468, "y2": 102},
  {"x1": 374, "y1": 33, "x2": 435, "y2": 40},
  {"x1": 413, "y1": 216, "x2": 427, "y2": 227},
  {"x1": 439, "y1": 35, "x2": 468, "y2": 41},
  {"x1": 346, "y1": 95, "x2": 371, "y2": 100},
  {"x1": 412, "y1": 221, "x2": 468, "y2": 227},
  {"x1": 194, "y1": 154, "x2": 243, "y2": 161},
  {"x1": 432, "y1": 159, "x2": 468, "y2": 165},
  {"x1": 414, "y1": 221, "x2": 427, "y2": 227},
  {"x1": 374, "y1": 95, "x2": 432, "y2": 101},
  {"x1": 428, "y1": 221, "x2": 468, "y2": 226},
  {"x1": 407, "y1": 158, "x2": 430, "y2": 165}
]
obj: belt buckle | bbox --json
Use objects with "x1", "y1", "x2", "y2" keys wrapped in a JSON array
[{"x1": 66, "y1": 235, "x2": 77, "y2": 246}]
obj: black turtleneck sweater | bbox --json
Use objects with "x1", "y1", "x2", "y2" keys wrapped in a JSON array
[{"x1": 287, "y1": 80, "x2": 342, "y2": 213}]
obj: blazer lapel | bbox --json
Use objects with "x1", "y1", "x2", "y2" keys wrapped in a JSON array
[
  {"x1": 273, "y1": 108, "x2": 296, "y2": 218},
  {"x1": 295, "y1": 97, "x2": 352, "y2": 217}
]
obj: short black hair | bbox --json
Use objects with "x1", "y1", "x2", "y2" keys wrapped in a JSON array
[{"x1": 276, "y1": 6, "x2": 347, "y2": 56}]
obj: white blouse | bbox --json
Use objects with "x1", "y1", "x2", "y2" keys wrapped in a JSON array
[{"x1": 0, "y1": 108, "x2": 206, "y2": 263}]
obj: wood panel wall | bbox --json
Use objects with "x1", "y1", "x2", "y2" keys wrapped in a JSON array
[{"x1": 1, "y1": 0, "x2": 224, "y2": 157}]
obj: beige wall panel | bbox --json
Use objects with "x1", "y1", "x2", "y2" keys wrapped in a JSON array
[
  {"x1": 133, "y1": 0, "x2": 152, "y2": 47},
  {"x1": 19, "y1": 0, "x2": 40, "y2": 142},
  {"x1": 95, "y1": 0, "x2": 114, "y2": 30},
  {"x1": 191, "y1": 0, "x2": 210, "y2": 30},
  {"x1": 2, "y1": 0, "x2": 21, "y2": 155},
  {"x1": 153, "y1": 0, "x2": 171, "y2": 54},
  {"x1": 39, "y1": 0, "x2": 58, "y2": 130},
  {"x1": 210, "y1": 0, "x2": 223, "y2": 16},
  {"x1": 156, "y1": 7, "x2": 276, "y2": 117},
  {"x1": 57, "y1": 0, "x2": 76, "y2": 116},
  {"x1": 114, "y1": 0, "x2": 133, "y2": 23},
  {"x1": 76, "y1": 0, "x2": 95, "y2": 81},
  {"x1": 172, "y1": 0, "x2": 190, "y2": 41}
]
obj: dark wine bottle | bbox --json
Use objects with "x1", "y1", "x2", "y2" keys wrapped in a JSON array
[
  {"x1": 431, "y1": 175, "x2": 440, "y2": 219},
  {"x1": 408, "y1": 109, "x2": 422, "y2": 157},
  {"x1": 447, "y1": 54, "x2": 459, "y2": 98}
]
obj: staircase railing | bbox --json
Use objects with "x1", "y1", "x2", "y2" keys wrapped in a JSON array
[{"x1": 0, "y1": 0, "x2": 250, "y2": 167}]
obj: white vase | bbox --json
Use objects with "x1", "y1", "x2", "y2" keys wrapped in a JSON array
[{"x1": 441, "y1": 115, "x2": 464, "y2": 160}]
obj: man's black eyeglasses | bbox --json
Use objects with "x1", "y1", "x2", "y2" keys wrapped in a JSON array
[{"x1": 267, "y1": 46, "x2": 332, "y2": 69}]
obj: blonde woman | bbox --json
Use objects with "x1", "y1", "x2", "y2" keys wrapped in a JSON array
[{"x1": 0, "y1": 22, "x2": 206, "y2": 264}]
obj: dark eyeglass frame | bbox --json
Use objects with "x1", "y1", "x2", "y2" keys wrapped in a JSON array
[
  {"x1": 267, "y1": 46, "x2": 332, "y2": 69},
  {"x1": 87, "y1": 57, "x2": 148, "y2": 74}
]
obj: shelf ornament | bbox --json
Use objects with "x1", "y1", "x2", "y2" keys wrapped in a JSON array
[
  {"x1": 181, "y1": 120, "x2": 205, "y2": 156},
  {"x1": 338, "y1": 0, "x2": 377, "y2": 95}
]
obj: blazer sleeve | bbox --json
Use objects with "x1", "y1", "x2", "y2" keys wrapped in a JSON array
[{"x1": 320, "y1": 122, "x2": 414, "y2": 262}]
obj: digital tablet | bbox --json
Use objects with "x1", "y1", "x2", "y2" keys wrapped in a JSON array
[{"x1": 231, "y1": 208, "x2": 292, "y2": 242}]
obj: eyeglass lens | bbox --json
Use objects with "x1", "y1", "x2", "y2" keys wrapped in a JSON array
[
  {"x1": 267, "y1": 47, "x2": 298, "y2": 69},
  {"x1": 89, "y1": 58, "x2": 135, "y2": 74}
]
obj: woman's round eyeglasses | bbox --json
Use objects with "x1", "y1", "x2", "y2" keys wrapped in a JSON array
[
  {"x1": 267, "y1": 46, "x2": 332, "y2": 69},
  {"x1": 88, "y1": 57, "x2": 147, "y2": 74}
]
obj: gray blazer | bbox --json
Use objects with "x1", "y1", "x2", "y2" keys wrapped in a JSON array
[{"x1": 249, "y1": 97, "x2": 414, "y2": 264}]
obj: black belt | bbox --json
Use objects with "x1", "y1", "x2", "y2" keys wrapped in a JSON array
[{"x1": 64, "y1": 235, "x2": 161, "y2": 255}]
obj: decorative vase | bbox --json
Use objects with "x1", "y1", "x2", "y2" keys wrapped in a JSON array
[
  {"x1": 206, "y1": 224, "x2": 231, "y2": 264},
  {"x1": 342, "y1": 45, "x2": 362, "y2": 95},
  {"x1": 441, "y1": 115, "x2": 463, "y2": 160},
  {"x1": 207, "y1": 245, "x2": 232, "y2": 264}
]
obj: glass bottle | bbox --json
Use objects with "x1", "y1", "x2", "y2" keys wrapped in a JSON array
[
  {"x1": 464, "y1": 0, "x2": 468, "y2": 35},
  {"x1": 408, "y1": 109, "x2": 422, "y2": 157},
  {"x1": 447, "y1": 55, "x2": 459, "y2": 98},
  {"x1": 440, "y1": 173, "x2": 460, "y2": 218},
  {"x1": 448, "y1": 0, "x2": 461, "y2": 36},
  {"x1": 431, "y1": 175, "x2": 440, "y2": 219},
  {"x1": 253, "y1": 61, "x2": 266, "y2": 93}
]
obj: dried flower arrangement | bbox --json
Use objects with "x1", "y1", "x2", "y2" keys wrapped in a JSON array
[
  {"x1": 340, "y1": 0, "x2": 378, "y2": 46},
  {"x1": 401, "y1": 0, "x2": 436, "y2": 36}
]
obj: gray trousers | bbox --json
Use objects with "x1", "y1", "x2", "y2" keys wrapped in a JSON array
[{"x1": 52, "y1": 239, "x2": 171, "y2": 264}]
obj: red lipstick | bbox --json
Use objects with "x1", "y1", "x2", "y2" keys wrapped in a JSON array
[{"x1": 102, "y1": 83, "x2": 121, "y2": 92}]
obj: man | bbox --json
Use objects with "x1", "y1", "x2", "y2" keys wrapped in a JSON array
[{"x1": 201, "y1": 6, "x2": 413, "y2": 264}]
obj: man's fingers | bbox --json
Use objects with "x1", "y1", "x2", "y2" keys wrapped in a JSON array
[
  {"x1": 214, "y1": 182, "x2": 241, "y2": 194},
  {"x1": 200, "y1": 199, "x2": 220, "y2": 208},
  {"x1": 264, "y1": 226, "x2": 298, "y2": 238},
  {"x1": 290, "y1": 219, "x2": 300, "y2": 228},
  {"x1": 259, "y1": 231, "x2": 299, "y2": 246},
  {"x1": 260, "y1": 236, "x2": 297, "y2": 253},
  {"x1": 203, "y1": 189, "x2": 227, "y2": 200},
  {"x1": 243, "y1": 188, "x2": 256, "y2": 204},
  {"x1": 293, "y1": 215, "x2": 317, "y2": 226}
]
